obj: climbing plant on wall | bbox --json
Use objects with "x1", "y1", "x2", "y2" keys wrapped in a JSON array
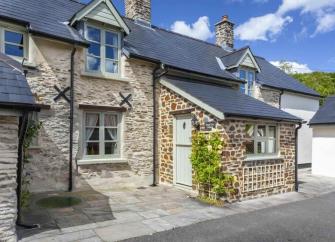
[
  {"x1": 190, "y1": 131, "x2": 237, "y2": 200},
  {"x1": 21, "y1": 119, "x2": 43, "y2": 208}
]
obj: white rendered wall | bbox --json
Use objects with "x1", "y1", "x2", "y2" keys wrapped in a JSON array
[
  {"x1": 281, "y1": 92, "x2": 319, "y2": 164},
  {"x1": 312, "y1": 126, "x2": 335, "y2": 177}
]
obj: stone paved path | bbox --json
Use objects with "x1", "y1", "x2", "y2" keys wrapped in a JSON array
[{"x1": 18, "y1": 169, "x2": 335, "y2": 242}]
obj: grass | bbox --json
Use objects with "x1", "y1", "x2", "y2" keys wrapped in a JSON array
[{"x1": 36, "y1": 196, "x2": 82, "y2": 209}]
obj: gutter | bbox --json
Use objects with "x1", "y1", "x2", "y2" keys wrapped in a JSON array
[
  {"x1": 69, "y1": 47, "x2": 76, "y2": 192},
  {"x1": 261, "y1": 84, "x2": 321, "y2": 99},
  {"x1": 295, "y1": 121, "x2": 304, "y2": 192},
  {"x1": 152, "y1": 63, "x2": 168, "y2": 186}
]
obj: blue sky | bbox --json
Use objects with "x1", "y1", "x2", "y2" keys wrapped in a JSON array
[{"x1": 81, "y1": 0, "x2": 335, "y2": 72}]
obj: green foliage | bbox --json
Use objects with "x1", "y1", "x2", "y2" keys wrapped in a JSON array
[
  {"x1": 20, "y1": 119, "x2": 43, "y2": 209},
  {"x1": 190, "y1": 132, "x2": 237, "y2": 199},
  {"x1": 292, "y1": 72, "x2": 335, "y2": 105}
]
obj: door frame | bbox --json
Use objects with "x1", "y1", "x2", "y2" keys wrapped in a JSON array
[{"x1": 173, "y1": 114, "x2": 193, "y2": 189}]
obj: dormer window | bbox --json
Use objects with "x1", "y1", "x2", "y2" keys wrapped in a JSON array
[
  {"x1": 85, "y1": 24, "x2": 121, "y2": 75},
  {"x1": 239, "y1": 69, "x2": 255, "y2": 96}
]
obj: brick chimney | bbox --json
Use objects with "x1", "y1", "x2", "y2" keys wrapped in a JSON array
[
  {"x1": 215, "y1": 15, "x2": 234, "y2": 50},
  {"x1": 125, "y1": 0, "x2": 151, "y2": 23}
]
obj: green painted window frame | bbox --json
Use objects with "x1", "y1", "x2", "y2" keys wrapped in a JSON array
[
  {"x1": 0, "y1": 25, "x2": 28, "y2": 62},
  {"x1": 83, "y1": 111, "x2": 122, "y2": 159},
  {"x1": 245, "y1": 124, "x2": 279, "y2": 158},
  {"x1": 239, "y1": 68, "x2": 255, "y2": 97},
  {"x1": 84, "y1": 23, "x2": 121, "y2": 77}
]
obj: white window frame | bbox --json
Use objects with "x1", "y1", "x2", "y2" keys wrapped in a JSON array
[
  {"x1": 84, "y1": 22, "x2": 121, "y2": 77},
  {"x1": 239, "y1": 68, "x2": 255, "y2": 97},
  {"x1": 0, "y1": 24, "x2": 28, "y2": 62},
  {"x1": 82, "y1": 111, "x2": 122, "y2": 160},
  {"x1": 245, "y1": 124, "x2": 280, "y2": 159}
]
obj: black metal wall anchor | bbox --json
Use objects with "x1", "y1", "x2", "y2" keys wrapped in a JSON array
[
  {"x1": 54, "y1": 85, "x2": 71, "y2": 103},
  {"x1": 119, "y1": 92, "x2": 132, "y2": 109}
]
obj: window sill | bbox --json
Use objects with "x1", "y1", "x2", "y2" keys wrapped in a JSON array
[
  {"x1": 245, "y1": 155, "x2": 283, "y2": 161},
  {"x1": 23, "y1": 61, "x2": 37, "y2": 69},
  {"x1": 77, "y1": 158, "x2": 127, "y2": 165},
  {"x1": 81, "y1": 72, "x2": 131, "y2": 82}
]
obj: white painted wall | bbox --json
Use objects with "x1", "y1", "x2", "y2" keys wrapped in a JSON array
[
  {"x1": 312, "y1": 125, "x2": 335, "y2": 177},
  {"x1": 281, "y1": 92, "x2": 319, "y2": 164}
]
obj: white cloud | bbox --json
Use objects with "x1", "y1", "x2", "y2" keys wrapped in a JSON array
[
  {"x1": 271, "y1": 60, "x2": 313, "y2": 74},
  {"x1": 235, "y1": 14, "x2": 293, "y2": 41},
  {"x1": 236, "y1": 0, "x2": 335, "y2": 41},
  {"x1": 313, "y1": 13, "x2": 335, "y2": 34},
  {"x1": 170, "y1": 16, "x2": 214, "y2": 41}
]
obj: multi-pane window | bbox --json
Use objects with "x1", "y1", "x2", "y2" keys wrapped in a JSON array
[
  {"x1": 239, "y1": 69, "x2": 255, "y2": 96},
  {"x1": 86, "y1": 25, "x2": 120, "y2": 74},
  {"x1": 245, "y1": 124, "x2": 277, "y2": 156},
  {"x1": 4, "y1": 30, "x2": 24, "y2": 58},
  {"x1": 84, "y1": 112, "x2": 121, "y2": 158}
]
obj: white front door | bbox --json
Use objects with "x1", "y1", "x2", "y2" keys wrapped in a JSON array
[{"x1": 175, "y1": 115, "x2": 192, "y2": 187}]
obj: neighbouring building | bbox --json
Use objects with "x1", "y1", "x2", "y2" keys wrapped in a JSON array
[
  {"x1": 0, "y1": 53, "x2": 38, "y2": 241},
  {"x1": 0, "y1": 0, "x2": 319, "y2": 201},
  {"x1": 310, "y1": 96, "x2": 335, "y2": 177}
]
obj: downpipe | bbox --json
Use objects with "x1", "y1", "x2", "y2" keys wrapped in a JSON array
[
  {"x1": 69, "y1": 47, "x2": 76, "y2": 192},
  {"x1": 295, "y1": 122, "x2": 303, "y2": 192},
  {"x1": 152, "y1": 63, "x2": 168, "y2": 186}
]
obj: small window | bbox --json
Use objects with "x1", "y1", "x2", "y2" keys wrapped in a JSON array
[
  {"x1": 85, "y1": 25, "x2": 120, "y2": 75},
  {"x1": 239, "y1": 69, "x2": 255, "y2": 96},
  {"x1": 84, "y1": 112, "x2": 121, "y2": 158},
  {"x1": 245, "y1": 124, "x2": 278, "y2": 156},
  {"x1": 4, "y1": 30, "x2": 24, "y2": 58}
]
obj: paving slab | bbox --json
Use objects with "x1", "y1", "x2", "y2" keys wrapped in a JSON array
[{"x1": 94, "y1": 221, "x2": 154, "y2": 242}]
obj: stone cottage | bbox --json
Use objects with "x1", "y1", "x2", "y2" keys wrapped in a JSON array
[
  {"x1": 0, "y1": 0, "x2": 319, "y2": 200},
  {"x1": 0, "y1": 53, "x2": 38, "y2": 241}
]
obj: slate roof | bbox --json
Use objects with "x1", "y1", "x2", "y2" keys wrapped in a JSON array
[
  {"x1": 0, "y1": 0, "x2": 319, "y2": 97},
  {"x1": 0, "y1": 53, "x2": 36, "y2": 109},
  {"x1": 310, "y1": 96, "x2": 335, "y2": 125},
  {"x1": 255, "y1": 57, "x2": 319, "y2": 97},
  {"x1": 163, "y1": 77, "x2": 301, "y2": 122},
  {"x1": 220, "y1": 47, "x2": 249, "y2": 68}
]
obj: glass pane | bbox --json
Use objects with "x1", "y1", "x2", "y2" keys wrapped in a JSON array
[
  {"x1": 240, "y1": 84, "x2": 245, "y2": 94},
  {"x1": 87, "y1": 56, "x2": 101, "y2": 71},
  {"x1": 106, "y1": 31, "x2": 118, "y2": 46},
  {"x1": 257, "y1": 141, "x2": 266, "y2": 154},
  {"x1": 248, "y1": 71, "x2": 254, "y2": 84},
  {"x1": 104, "y1": 114, "x2": 118, "y2": 126},
  {"x1": 246, "y1": 140, "x2": 254, "y2": 154},
  {"x1": 269, "y1": 126, "x2": 276, "y2": 138},
  {"x1": 105, "y1": 142, "x2": 117, "y2": 155},
  {"x1": 257, "y1": 125, "x2": 266, "y2": 137},
  {"x1": 5, "y1": 44, "x2": 23, "y2": 57},
  {"x1": 86, "y1": 142, "x2": 99, "y2": 155},
  {"x1": 5, "y1": 31, "x2": 23, "y2": 44},
  {"x1": 105, "y1": 128, "x2": 117, "y2": 141},
  {"x1": 86, "y1": 128, "x2": 99, "y2": 141},
  {"x1": 239, "y1": 70, "x2": 246, "y2": 80},
  {"x1": 106, "y1": 46, "x2": 117, "y2": 59},
  {"x1": 88, "y1": 42, "x2": 100, "y2": 57},
  {"x1": 105, "y1": 59, "x2": 118, "y2": 73},
  {"x1": 268, "y1": 140, "x2": 276, "y2": 153},
  {"x1": 85, "y1": 113, "x2": 99, "y2": 126},
  {"x1": 245, "y1": 124, "x2": 254, "y2": 137},
  {"x1": 87, "y1": 26, "x2": 101, "y2": 42}
]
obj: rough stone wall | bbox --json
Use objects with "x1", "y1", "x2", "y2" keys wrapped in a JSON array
[
  {"x1": 215, "y1": 16, "x2": 234, "y2": 48},
  {"x1": 125, "y1": 0, "x2": 151, "y2": 22},
  {"x1": 159, "y1": 86, "x2": 296, "y2": 200},
  {"x1": 0, "y1": 115, "x2": 18, "y2": 242},
  {"x1": 25, "y1": 37, "x2": 155, "y2": 192},
  {"x1": 254, "y1": 85, "x2": 281, "y2": 108}
]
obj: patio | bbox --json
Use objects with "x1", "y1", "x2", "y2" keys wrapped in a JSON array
[{"x1": 18, "y1": 169, "x2": 335, "y2": 242}]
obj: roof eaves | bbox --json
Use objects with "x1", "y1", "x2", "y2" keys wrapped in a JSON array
[
  {"x1": 224, "y1": 113, "x2": 302, "y2": 123},
  {"x1": 259, "y1": 83, "x2": 321, "y2": 98}
]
